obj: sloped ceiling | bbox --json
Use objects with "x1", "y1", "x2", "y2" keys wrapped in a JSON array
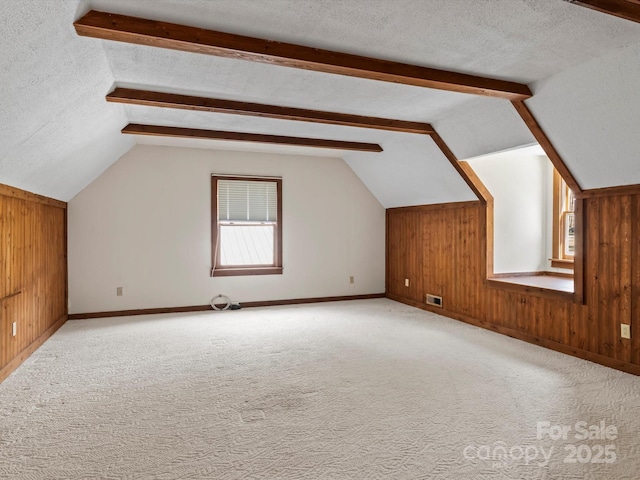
[{"x1": 1, "y1": 0, "x2": 639, "y2": 204}]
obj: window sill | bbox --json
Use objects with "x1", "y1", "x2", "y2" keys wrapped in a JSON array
[
  {"x1": 550, "y1": 258, "x2": 574, "y2": 270},
  {"x1": 211, "y1": 266, "x2": 283, "y2": 277},
  {"x1": 486, "y1": 276, "x2": 574, "y2": 302}
]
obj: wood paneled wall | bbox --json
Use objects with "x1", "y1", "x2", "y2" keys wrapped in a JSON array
[
  {"x1": 0, "y1": 184, "x2": 67, "y2": 382},
  {"x1": 387, "y1": 194, "x2": 640, "y2": 375}
]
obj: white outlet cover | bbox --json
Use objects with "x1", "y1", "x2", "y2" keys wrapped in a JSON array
[
  {"x1": 12, "y1": 322, "x2": 17, "y2": 337},
  {"x1": 621, "y1": 324, "x2": 631, "y2": 339}
]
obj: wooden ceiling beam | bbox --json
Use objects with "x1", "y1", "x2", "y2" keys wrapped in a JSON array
[
  {"x1": 107, "y1": 88, "x2": 435, "y2": 135},
  {"x1": 511, "y1": 101, "x2": 583, "y2": 195},
  {"x1": 565, "y1": 0, "x2": 640, "y2": 24},
  {"x1": 121, "y1": 124, "x2": 383, "y2": 152},
  {"x1": 429, "y1": 131, "x2": 493, "y2": 204},
  {"x1": 75, "y1": 10, "x2": 532, "y2": 100}
]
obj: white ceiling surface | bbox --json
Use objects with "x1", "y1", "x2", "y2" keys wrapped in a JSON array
[
  {"x1": 0, "y1": 1, "x2": 133, "y2": 201},
  {"x1": 125, "y1": 106, "x2": 476, "y2": 207},
  {"x1": 1, "y1": 0, "x2": 639, "y2": 203},
  {"x1": 86, "y1": 0, "x2": 640, "y2": 82},
  {"x1": 466, "y1": 144, "x2": 547, "y2": 163},
  {"x1": 435, "y1": 97, "x2": 537, "y2": 161},
  {"x1": 526, "y1": 41, "x2": 640, "y2": 189}
]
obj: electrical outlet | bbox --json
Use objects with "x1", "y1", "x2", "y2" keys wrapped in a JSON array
[
  {"x1": 349, "y1": 276, "x2": 355, "y2": 284},
  {"x1": 621, "y1": 324, "x2": 631, "y2": 339},
  {"x1": 12, "y1": 322, "x2": 17, "y2": 337},
  {"x1": 405, "y1": 278, "x2": 410, "y2": 287},
  {"x1": 116, "y1": 287, "x2": 123, "y2": 297}
]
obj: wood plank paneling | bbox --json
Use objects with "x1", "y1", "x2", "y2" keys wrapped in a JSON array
[
  {"x1": 618, "y1": 195, "x2": 632, "y2": 362},
  {"x1": 597, "y1": 196, "x2": 616, "y2": 358},
  {"x1": 585, "y1": 197, "x2": 600, "y2": 353},
  {"x1": 0, "y1": 183, "x2": 66, "y2": 209},
  {"x1": 387, "y1": 194, "x2": 640, "y2": 375},
  {"x1": 0, "y1": 185, "x2": 67, "y2": 383},
  {"x1": 632, "y1": 194, "x2": 640, "y2": 365}
]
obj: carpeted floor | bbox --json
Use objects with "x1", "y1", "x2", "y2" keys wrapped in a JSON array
[{"x1": 0, "y1": 299, "x2": 638, "y2": 479}]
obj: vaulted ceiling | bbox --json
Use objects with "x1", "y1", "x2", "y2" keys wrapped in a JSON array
[{"x1": 1, "y1": 0, "x2": 639, "y2": 205}]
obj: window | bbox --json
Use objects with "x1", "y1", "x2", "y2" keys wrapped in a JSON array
[
  {"x1": 551, "y1": 169, "x2": 575, "y2": 269},
  {"x1": 211, "y1": 175, "x2": 282, "y2": 276}
]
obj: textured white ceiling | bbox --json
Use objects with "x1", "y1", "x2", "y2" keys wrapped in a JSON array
[
  {"x1": 1, "y1": 0, "x2": 640, "y2": 203},
  {"x1": 86, "y1": 0, "x2": 640, "y2": 82},
  {"x1": 526, "y1": 41, "x2": 640, "y2": 189},
  {"x1": 0, "y1": 0, "x2": 133, "y2": 201},
  {"x1": 122, "y1": 105, "x2": 477, "y2": 207}
]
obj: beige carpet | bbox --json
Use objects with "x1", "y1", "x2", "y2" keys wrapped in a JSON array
[{"x1": 0, "y1": 299, "x2": 638, "y2": 479}]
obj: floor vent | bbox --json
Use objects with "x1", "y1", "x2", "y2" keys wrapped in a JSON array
[{"x1": 426, "y1": 294, "x2": 443, "y2": 308}]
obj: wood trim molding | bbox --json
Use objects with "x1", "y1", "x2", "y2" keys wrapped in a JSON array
[
  {"x1": 580, "y1": 183, "x2": 640, "y2": 198},
  {"x1": 108, "y1": 88, "x2": 435, "y2": 135},
  {"x1": 429, "y1": 131, "x2": 493, "y2": 204},
  {"x1": 511, "y1": 100, "x2": 583, "y2": 195},
  {"x1": 486, "y1": 278, "x2": 575, "y2": 302},
  {"x1": 386, "y1": 201, "x2": 481, "y2": 214},
  {"x1": 458, "y1": 161, "x2": 494, "y2": 204},
  {"x1": 67, "y1": 294, "x2": 386, "y2": 320},
  {"x1": 572, "y1": 197, "x2": 586, "y2": 304},
  {"x1": 69, "y1": 305, "x2": 213, "y2": 320},
  {"x1": 509, "y1": 101, "x2": 586, "y2": 301},
  {"x1": 542, "y1": 271, "x2": 574, "y2": 279},
  {"x1": 212, "y1": 267, "x2": 283, "y2": 277},
  {"x1": 566, "y1": 0, "x2": 640, "y2": 23},
  {"x1": 490, "y1": 272, "x2": 545, "y2": 279},
  {"x1": 0, "y1": 183, "x2": 67, "y2": 209},
  {"x1": 552, "y1": 169, "x2": 563, "y2": 259},
  {"x1": 122, "y1": 124, "x2": 383, "y2": 152},
  {"x1": 386, "y1": 293, "x2": 640, "y2": 376},
  {"x1": 490, "y1": 271, "x2": 574, "y2": 279},
  {"x1": 242, "y1": 293, "x2": 385, "y2": 308},
  {"x1": 75, "y1": 10, "x2": 532, "y2": 100},
  {"x1": 211, "y1": 175, "x2": 283, "y2": 277},
  {"x1": 0, "y1": 315, "x2": 67, "y2": 384},
  {"x1": 551, "y1": 258, "x2": 575, "y2": 270},
  {"x1": 428, "y1": 131, "x2": 583, "y2": 300},
  {"x1": 0, "y1": 290, "x2": 22, "y2": 303},
  {"x1": 385, "y1": 211, "x2": 390, "y2": 295}
]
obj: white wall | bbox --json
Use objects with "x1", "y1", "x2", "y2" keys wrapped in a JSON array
[
  {"x1": 467, "y1": 149, "x2": 549, "y2": 274},
  {"x1": 67, "y1": 145, "x2": 385, "y2": 314}
]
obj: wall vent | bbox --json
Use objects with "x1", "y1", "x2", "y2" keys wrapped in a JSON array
[{"x1": 426, "y1": 294, "x2": 443, "y2": 308}]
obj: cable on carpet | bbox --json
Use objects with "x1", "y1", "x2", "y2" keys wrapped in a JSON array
[{"x1": 210, "y1": 294, "x2": 241, "y2": 311}]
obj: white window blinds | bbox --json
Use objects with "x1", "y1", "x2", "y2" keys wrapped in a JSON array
[{"x1": 218, "y1": 179, "x2": 278, "y2": 222}]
